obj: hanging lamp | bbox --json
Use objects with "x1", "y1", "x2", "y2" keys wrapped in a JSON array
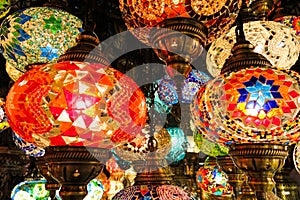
[{"x1": 119, "y1": 0, "x2": 242, "y2": 78}]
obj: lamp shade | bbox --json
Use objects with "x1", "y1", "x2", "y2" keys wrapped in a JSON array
[
  {"x1": 293, "y1": 142, "x2": 300, "y2": 174},
  {"x1": 0, "y1": 7, "x2": 83, "y2": 77},
  {"x1": 112, "y1": 185, "x2": 190, "y2": 200},
  {"x1": 191, "y1": 66, "x2": 300, "y2": 145},
  {"x1": 6, "y1": 61, "x2": 147, "y2": 148},
  {"x1": 119, "y1": 0, "x2": 242, "y2": 44},
  {"x1": 158, "y1": 69, "x2": 211, "y2": 105},
  {"x1": 0, "y1": 0, "x2": 10, "y2": 19},
  {"x1": 0, "y1": 98, "x2": 9, "y2": 133},
  {"x1": 207, "y1": 21, "x2": 300, "y2": 77},
  {"x1": 196, "y1": 162, "x2": 233, "y2": 196}
]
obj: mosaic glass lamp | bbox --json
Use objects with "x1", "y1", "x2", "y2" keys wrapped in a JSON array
[
  {"x1": 0, "y1": 98, "x2": 9, "y2": 133},
  {"x1": 0, "y1": 7, "x2": 83, "y2": 80},
  {"x1": 11, "y1": 179, "x2": 104, "y2": 200},
  {"x1": 293, "y1": 142, "x2": 300, "y2": 174},
  {"x1": 196, "y1": 157, "x2": 233, "y2": 197},
  {"x1": 0, "y1": 0, "x2": 10, "y2": 19},
  {"x1": 158, "y1": 69, "x2": 211, "y2": 105},
  {"x1": 6, "y1": 61, "x2": 147, "y2": 148},
  {"x1": 119, "y1": 0, "x2": 242, "y2": 78},
  {"x1": 165, "y1": 127, "x2": 188, "y2": 164},
  {"x1": 5, "y1": 61, "x2": 148, "y2": 200},
  {"x1": 206, "y1": 21, "x2": 300, "y2": 77},
  {"x1": 191, "y1": 20, "x2": 296, "y2": 199}
]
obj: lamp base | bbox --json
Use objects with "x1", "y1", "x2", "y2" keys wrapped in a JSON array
[
  {"x1": 44, "y1": 146, "x2": 111, "y2": 200},
  {"x1": 229, "y1": 143, "x2": 288, "y2": 200},
  {"x1": 217, "y1": 155, "x2": 245, "y2": 199},
  {"x1": 150, "y1": 17, "x2": 207, "y2": 78}
]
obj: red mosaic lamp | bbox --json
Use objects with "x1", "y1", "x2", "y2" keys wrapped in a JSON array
[
  {"x1": 190, "y1": 19, "x2": 299, "y2": 200},
  {"x1": 119, "y1": 0, "x2": 242, "y2": 78},
  {"x1": 5, "y1": 31, "x2": 148, "y2": 200}
]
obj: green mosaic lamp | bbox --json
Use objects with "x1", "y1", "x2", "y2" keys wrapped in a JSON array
[{"x1": 0, "y1": 6, "x2": 83, "y2": 81}]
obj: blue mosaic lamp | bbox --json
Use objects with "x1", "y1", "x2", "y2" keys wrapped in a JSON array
[
  {"x1": 0, "y1": 7, "x2": 83, "y2": 81},
  {"x1": 158, "y1": 69, "x2": 211, "y2": 105},
  {"x1": 165, "y1": 127, "x2": 188, "y2": 164}
]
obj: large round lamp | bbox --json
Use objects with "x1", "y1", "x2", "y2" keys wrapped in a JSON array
[{"x1": 5, "y1": 60, "x2": 148, "y2": 199}]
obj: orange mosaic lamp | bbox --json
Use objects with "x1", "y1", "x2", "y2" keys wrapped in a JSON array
[
  {"x1": 119, "y1": 0, "x2": 242, "y2": 78},
  {"x1": 5, "y1": 61, "x2": 147, "y2": 148}
]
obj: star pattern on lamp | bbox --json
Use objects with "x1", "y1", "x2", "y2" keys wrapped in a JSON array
[
  {"x1": 43, "y1": 15, "x2": 63, "y2": 34},
  {"x1": 40, "y1": 44, "x2": 59, "y2": 61}
]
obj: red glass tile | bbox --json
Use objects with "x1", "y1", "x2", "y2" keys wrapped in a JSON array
[
  {"x1": 262, "y1": 119, "x2": 271, "y2": 127},
  {"x1": 286, "y1": 101, "x2": 297, "y2": 109},
  {"x1": 289, "y1": 90, "x2": 299, "y2": 98},
  {"x1": 227, "y1": 103, "x2": 236, "y2": 111},
  {"x1": 282, "y1": 106, "x2": 291, "y2": 113},
  {"x1": 272, "y1": 117, "x2": 281, "y2": 126}
]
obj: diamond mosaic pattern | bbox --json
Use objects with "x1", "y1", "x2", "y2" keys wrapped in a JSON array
[{"x1": 6, "y1": 61, "x2": 147, "y2": 148}]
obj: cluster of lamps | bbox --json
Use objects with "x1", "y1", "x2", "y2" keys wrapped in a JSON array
[{"x1": 0, "y1": 0, "x2": 299, "y2": 200}]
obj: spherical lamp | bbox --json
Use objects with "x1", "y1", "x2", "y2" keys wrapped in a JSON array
[
  {"x1": 207, "y1": 21, "x2": 300, "y2": 77},
  {"x1": 119, "y1": 0, "x2": 242, "y2": 77},
  {"x1": 192, "y1": 24, "x2": 297, "y2": 198},
  {"x1": 196, "y1": 157, "x2": 233, "y2": 198},
  {"x1": 6, "y1": 61, "x2": 148, "y2": 199},
  {"x1": 158, "y1": 69, "x2": 211, "y2": 105},
  {"x1": 0, "y1": 7, "x2": 83, "y2": 79}
]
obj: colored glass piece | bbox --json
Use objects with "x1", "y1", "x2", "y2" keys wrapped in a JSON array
[
  {"x1": 207, "y1": 21, "x2": 300, "y2": 77},
  {"x1": 193, "y1": 129, "x2": 229, "y2": 157},
  {"x1": 0, "y1": 98, "x2": 9, "y2": 133},
  {"x1": 275, "y1": 16, "x2": 300, "y2": 41},
  {"x1": 0, "y1": 7, "x2": 83, "y2": 79},
  {"x1": 0, "y1": 0, "x2": 10, "y2": 19},
  {"x1": 13, "y1": 132, "x2": 45, "y2": 157},
  {"x1": 191, "y1": 66, "x2": 300, "y2": 145},
  {"x1": 158, "y1": 69, "x2": 211, "y2": 105},
  {"x1": 196, "y1": 159, "x2": 233, "y2": 196},
  {"x1": 6, "y1": 61, "x2": 147, "y2": 148},
  {"x1": 112, "y1": 185, "x2": 190, "y2": 200},
  {"x1": 119, "y1": 0, "x2": 242, "y2": 44}
]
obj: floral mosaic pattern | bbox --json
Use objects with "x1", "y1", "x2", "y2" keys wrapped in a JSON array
[
  {"x1": 6, "y1": 61, "x2": 147, "y2": 148},
  {"x1": 274, "y1": 16, "x2": 300, "y2": 40},
  {"x1": 0, "y1": 7, "x2": 83, "y2": 77},
  {"x1": 191, "y1": 67, "x2": 300, "y2": 145},
  {"x1": 207, "y1": 21, "x2": 300, "y2": 77},
  {"x1": 112, "y1": 185, "x2": 191, "y2": 200}
]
